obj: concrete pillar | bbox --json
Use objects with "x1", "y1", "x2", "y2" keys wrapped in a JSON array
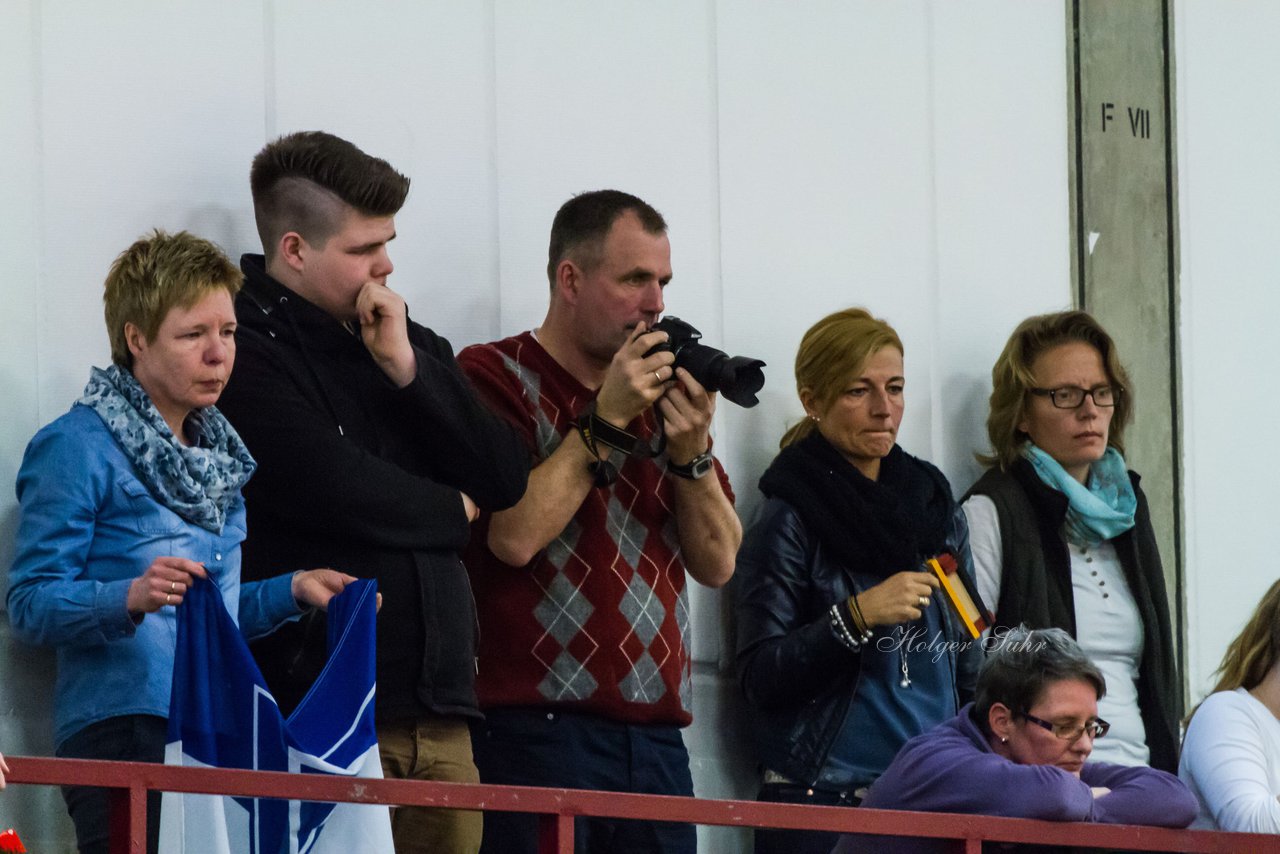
[{"x1": 1067, "y1": 0, "x2": 1184, "y2": 694}]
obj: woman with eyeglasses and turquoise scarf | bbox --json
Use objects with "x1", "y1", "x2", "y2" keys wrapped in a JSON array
[{"x1": 961, "y1": 310, "x2": 1181, "y2": 773}]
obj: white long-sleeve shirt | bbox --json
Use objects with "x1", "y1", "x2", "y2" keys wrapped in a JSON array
[
  {"x1": 1180, "y1": 686, "x2": 1280, "y2": 833},
  {"x1": 962, "y1": 495, "x2": 1149, "y2": 766}
]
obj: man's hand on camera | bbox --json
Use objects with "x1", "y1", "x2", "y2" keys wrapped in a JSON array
[
  {"x1": 659, "y1": 366, "x2": 715, "y2": 465},
  {"x1": 594, "y1": 322, "x2": 676, "y2": 427}
]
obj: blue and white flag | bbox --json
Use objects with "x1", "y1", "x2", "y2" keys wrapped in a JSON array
[{"x1": 160, "y1": 577, "x2": 393, "y2": 853}]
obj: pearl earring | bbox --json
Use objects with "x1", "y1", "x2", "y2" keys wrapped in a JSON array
[{"x1": 1000, "y1": 737, "x2": 1008, "y2": 744}]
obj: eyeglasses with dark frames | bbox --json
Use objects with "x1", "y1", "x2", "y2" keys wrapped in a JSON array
[
  {"x1": 1028, "y1": 385, "x2": 1119, "y2": 410},
  {"x1": 1020, "y1": 712, "x2": 1110, "y2": 741}
]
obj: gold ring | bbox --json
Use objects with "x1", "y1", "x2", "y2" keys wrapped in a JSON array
[
  {"x1": 653, "y1": 370, "x2": 663, "y2": 383},
  {"x1": 166, "y1": 593, "x2": 173, "y2": 605},
  {"x1": 918, "y1": 595, "x2": 930, "y2": 608},
  {"x1": 170, "y1": 581, "x2": 177, "y2": 593}
]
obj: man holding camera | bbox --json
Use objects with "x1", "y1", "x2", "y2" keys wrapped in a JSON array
[{"x1": 458, "y1": 189, "x2": 741, "y2": 854}]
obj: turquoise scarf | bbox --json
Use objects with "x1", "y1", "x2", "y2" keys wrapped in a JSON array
[
  {"x1": 79, "y1": 365, "x2": 256, "y2": 533},
  {"x1": 1023, "y1": 443, "x2": 1136, "y2": 546}
]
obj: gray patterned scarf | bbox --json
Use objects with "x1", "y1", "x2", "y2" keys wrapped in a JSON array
[{"x1": 79, "y1": 365, "x2": 256, "y2": 532}]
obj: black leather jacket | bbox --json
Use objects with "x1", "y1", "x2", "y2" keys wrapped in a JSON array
[{"x1": 735, "y1": 497, "x2": 983, "y2": 787}]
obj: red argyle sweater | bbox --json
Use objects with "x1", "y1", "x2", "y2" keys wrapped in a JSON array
[{"x1": 458, "y1": 332, "x2": 733, "y2": 726}]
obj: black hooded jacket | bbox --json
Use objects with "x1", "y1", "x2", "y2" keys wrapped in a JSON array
[{"x1": 218, "y1": 255, "x2": 527, "y2": 721}]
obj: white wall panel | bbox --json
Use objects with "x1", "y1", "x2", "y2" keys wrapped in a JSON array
[
  {"x1": 1176, "y1": 0, "x2": 1280, "y2": 699},
  {"x1": 492, "y1": 0, "x2": 721, "y2": 343},
  {"x1": 930, "y1": 1, "x2": 1073, "y2": 492},
  {"x1": 37, "y1": 0, "x2": 266, "y2": 414},
  {"x1": 271, "y1": 0, "x2": 500, "y2": 347},
  {"x1": 717, "y1": 0, "x2": 937, "y2": 518},
  {"x1": 0, "y1": 2, "x2": 73, "y2": 848},
  {"x1": 0, "y1": 0, "x2": 41, "y2": 585}
]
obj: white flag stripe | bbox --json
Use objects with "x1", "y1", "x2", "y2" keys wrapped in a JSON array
[{"x1": 160, "y1": 578, "x2": 393, "y2": 853}]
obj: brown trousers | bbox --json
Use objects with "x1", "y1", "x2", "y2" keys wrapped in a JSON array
[{"x1": 378, "y1": 715, "x2": 483, "y2": 854}]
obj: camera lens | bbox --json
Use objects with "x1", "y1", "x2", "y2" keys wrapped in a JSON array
[
  {"x1": 648, "y1": 317, "x2": 766, "y2": 407},
  {"x1": 714, "y1": 356, "x2": 766, "y2": 407},
  {"x1": 676, "y1": 347, "x2": 765, "y2": 407}
]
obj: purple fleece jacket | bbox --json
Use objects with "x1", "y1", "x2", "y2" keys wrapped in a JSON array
[{"x1": 832, "y1": 703, "x2": 1197, "y2": 854}]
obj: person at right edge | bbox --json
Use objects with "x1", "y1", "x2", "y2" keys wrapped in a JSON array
[
  {"x1": 217, "y1": 131, "x2": 528, "y2": 854},
  {"x1": 962, "y1": 310, "x2": 1180, "y2": 772},
  {"x1": 1180, "y1": 578, "x2": 1280, "y2": 833}
]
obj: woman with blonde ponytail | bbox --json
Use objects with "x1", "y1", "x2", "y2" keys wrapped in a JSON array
[
  {"x1": 1179, "y1": 579, "x2": 1280, "y2": 833},
  {"x1": 734, "y1": 307, "x2": 982, "y2": 854}
]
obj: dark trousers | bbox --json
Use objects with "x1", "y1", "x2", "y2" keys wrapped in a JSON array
[
  {"x1": 57, "y1": 714, "x2": 167, "y2": 854},
  {"x1": 471, "y1": 707, "x2": 696, "y2": 854},
  {"x1": 753, "y1": 781, "x2": 862, "y2": 854}
]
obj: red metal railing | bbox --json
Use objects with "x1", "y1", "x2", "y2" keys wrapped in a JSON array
[{"x1": 7, "y1": 754, "x2": 1280, "y2": 853}]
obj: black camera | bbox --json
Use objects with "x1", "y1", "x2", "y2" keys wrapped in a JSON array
[{"x1": 646, "y1": 317, "x2": 766, "y2": 408}]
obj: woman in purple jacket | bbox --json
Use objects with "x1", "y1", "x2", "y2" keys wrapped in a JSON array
[{"x1": 834, "y1": 626, "x2": 1196, "y2": 854}]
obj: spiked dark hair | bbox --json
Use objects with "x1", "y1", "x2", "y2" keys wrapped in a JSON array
[{"x1": 250, "y1": 131, "x2": 409, "y2": 258}]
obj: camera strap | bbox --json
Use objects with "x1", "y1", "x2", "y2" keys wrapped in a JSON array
[{"x1": 576, "y1": 406, "x2": 666, "y2": 461}]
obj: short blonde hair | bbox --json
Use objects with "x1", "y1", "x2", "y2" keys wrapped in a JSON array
[
  {"x1": 780, "y1": 307, "x2": 903, "y2": 448},
  {"x1": 980, "y1": 310, "x2": 1132, "y2": 470},
  {"x1": 103, "y1": 230, "x2": 241, "y2": 369}
]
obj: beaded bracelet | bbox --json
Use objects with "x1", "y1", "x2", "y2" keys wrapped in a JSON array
[{"x1": 829, "y1": 604, "x2": 863, "y2": 652}]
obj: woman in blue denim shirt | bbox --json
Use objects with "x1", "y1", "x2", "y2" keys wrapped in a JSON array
[
  {"x1": 6, "y1": 231, "x2": 358, "y2": 854},
  {"x1": 735, "y1": 308, "x2": 983, "y2": 854}
]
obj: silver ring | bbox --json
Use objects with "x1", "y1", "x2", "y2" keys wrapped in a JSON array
[{"x1": 918, "y1": 595, "x2": 930, "y2": 608}]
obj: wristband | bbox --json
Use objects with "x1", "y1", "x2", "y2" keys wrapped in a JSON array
[{"x1": 846, "y1": 594, "x2": 874, "y2": 642}]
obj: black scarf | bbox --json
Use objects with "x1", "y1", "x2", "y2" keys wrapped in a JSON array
[{"x1": 758, "y1": 431, "x2": 954, "y2": 581}]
